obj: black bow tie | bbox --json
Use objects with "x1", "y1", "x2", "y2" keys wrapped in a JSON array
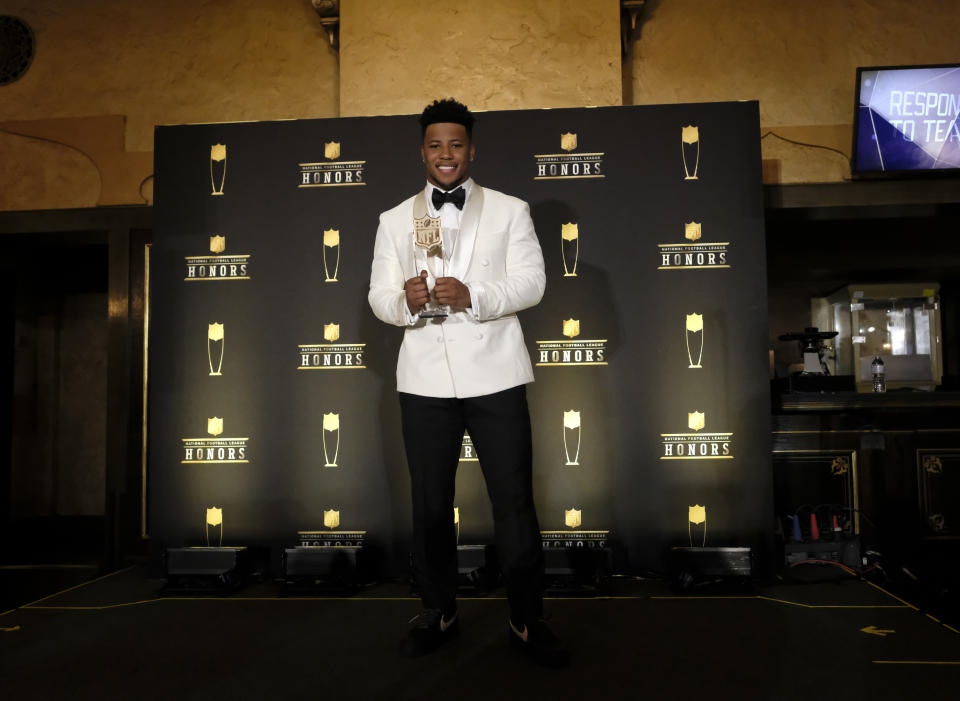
[{"x1": 432, "y1": 187, "x2": 466, "y2": 211}]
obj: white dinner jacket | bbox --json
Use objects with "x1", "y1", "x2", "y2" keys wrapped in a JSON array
[{"x1": 368, "y1": 183, "x2": 545, "y2": 398}]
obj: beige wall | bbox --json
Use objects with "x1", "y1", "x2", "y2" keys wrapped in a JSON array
[
  {"x1": 339, "y1": 0, "x2": 622, "y2": 117},
  {"x1": 0, "y1": 0, "x2": 339, "y2": 210},
  {"x1": 2, "y1": 0, "x2": 960, "y2": 211},
  {"x1": 625, "y1": 0, "x2": 960, "y2": 182}
]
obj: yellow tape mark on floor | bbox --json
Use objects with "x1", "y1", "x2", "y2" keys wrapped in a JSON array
[
  {"x1": 865, "y1": 580, "x2": 920, "y2": 611},
  {"x1": 873, "y1": 660, "x2": 960, "y2": 665},
  {"x1": 16, "y1": 565, "x2": 136, "y2": 609}
]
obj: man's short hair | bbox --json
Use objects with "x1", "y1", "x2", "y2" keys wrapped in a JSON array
[{"x1": 419, "y1": 98, "x2": 475, "y2": 139}]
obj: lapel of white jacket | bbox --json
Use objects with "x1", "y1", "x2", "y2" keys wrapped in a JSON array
[{"x1": 447, "y1": 184, "x2": 483, "y2": 282}]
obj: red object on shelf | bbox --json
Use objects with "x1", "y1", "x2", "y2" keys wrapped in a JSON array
[{"x1": 810, "y1": 513, "x2": 820, "y2": 541}]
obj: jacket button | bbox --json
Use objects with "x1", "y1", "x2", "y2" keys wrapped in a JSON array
[
  {"x1": 476, "y1": 333, "x2": 483, "y2": 340},
  {"x1": 436, "y1": 337, "x2": 443, "y2": 343},
  {"x1": 481, "y1": 258, "x2": 489, "y2": 266}
]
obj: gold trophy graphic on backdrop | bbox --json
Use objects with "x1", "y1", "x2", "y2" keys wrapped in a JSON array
[
  {"x1": 322, "y1": 412, "x2": 340, "y2": 467},
  {"x1": 561, "y1": 132, "x2": 577, "y2": 152},
  {"x1": 685, "y1": 313, "x2": 703, "y2": 369},
  {"x1": 561, "y1": 223, "x2": 579, "y2": 277},
  {"x1": 688, "y1": 504, "x2": 707, "y2": 546},
  {"x1": 565, "y1": 508, "x2": 582, "y2": 529},
  {"x1": 323, "y1": 228, "x2": 340, "y2": 282},
  {"x1": 681, "y1": 126, "x2": 700, "y2": 180},
  {"x1": 324, "y1": 509, "x2": 340, "y2": 529},
  {"x1": 207, "y1": 323, "x2": 224, "y2": 376},
  {"x1": 206, "y1": 506, "x2": 223, "y2": 547},
  {"x1": 563, "y1": 410, "x2": 581, "y2": 466},
  {"x1": 210, "y1": 144, "x2": 226, "y2": 195}
]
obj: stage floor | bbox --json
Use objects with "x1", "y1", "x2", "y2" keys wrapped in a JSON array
[{"x1": 2, "y1": 566, "x2": 958, "y2": 700}]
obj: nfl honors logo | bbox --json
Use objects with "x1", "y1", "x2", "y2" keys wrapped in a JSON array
[
  {"x1": 657, "y1": 221, "x2": 731, "y2": 271},
  {"x1": 299, "y1": 140, "x2": 366, "y2": 187},
  {"x1": 534, "y1": 132, "x2": 605, "y2": 180},
  {"x1": 181, "y1": 417, "x2": 250, "y2": 464},
  {"x1": 536, "y1": 319, "x2": 607, "y2": 367},
  {"x1": 660, "y1": 410, "x2": 734, "y2": 460},
  {"x1": 323, "y1": 509, "x2": 340, "y2": 529},
  {"x1": 541, "y1": 509, "x2": 610, "y2": 549},
  {"x1": 184, "y1": 235, "x2": 251, "y2": 281},
  {"x1": 460, "y1": 432, "x2": 478, "y2": 462},
  {"x1": 298, "y1": 322, "x2": 366, "y2": 370}
]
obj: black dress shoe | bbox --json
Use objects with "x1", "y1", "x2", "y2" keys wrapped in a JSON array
[
  {"x1": 400, "y1": 608, "x2": 459, "y2": 657},
  {"x1": 509, "y1": 619, "x2": 571, "y2": 668}
]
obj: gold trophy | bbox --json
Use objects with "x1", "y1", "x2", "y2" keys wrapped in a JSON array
[
  {"x1": 413, "y1": 214, "x2": 448, "y2": 318},
  {"x1": 207, "y1": 323, "x2": 224, "y2": 376},
  {"x1": 210, "y1": 144, "x2": 227, "y2": 195},
  {"x1": 206, "y1": 506, "x2": 223, "y2": 547},
  {"x1": 681, "y1": 126, "x2": 700, "y2": 180},
  {"x1": 685, "y1": 313, "x2": 703, "y2": 369},
  {"x1": 322, "y1": 412, "x2": 340, "y2": 467},
  {"x1": 561, "y1": 223, "x2": 579, "y2": 277},
  {"x1": 688, "y1": 504, "x2": 706, "y2": 547},
  {"x1": 563, "y1": 410, "x2": 581, "y2": 466},
  {"x1": 323, "y1": 228, "x2": 340, "y2": 282}
]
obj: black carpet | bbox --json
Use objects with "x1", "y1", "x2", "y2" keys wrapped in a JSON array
[{"x1": 2, "y1": 567, "x2": 958, "y2": 700}]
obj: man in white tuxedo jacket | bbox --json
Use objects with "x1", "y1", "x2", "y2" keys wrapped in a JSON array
[{"x1": 368, "y1": 99, "x2": 568, "y2": 667}]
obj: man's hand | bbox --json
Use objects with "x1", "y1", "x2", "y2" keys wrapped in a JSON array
[
  {"x1": 405, "y1": 270, "x2": 430, "y2": 315},
  {"x1": 435, "y1": 276, "x2": 471, "y2": 308}
]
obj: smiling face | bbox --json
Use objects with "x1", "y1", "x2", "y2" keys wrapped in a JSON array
[{"x1": 421, "y1": 122, "x2": 475, "y2": 190}]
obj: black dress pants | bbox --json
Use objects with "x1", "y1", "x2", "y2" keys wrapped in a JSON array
[{"x1": 399, "y1": 385, "x2": 544, "y2": 625}]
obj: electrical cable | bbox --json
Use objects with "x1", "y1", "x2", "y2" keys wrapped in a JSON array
[
  {"x1": 138, "y1": 174, "x2": 154, "y2": 204},
  {"x1": 761, "y1": 129, "x2": 852, "y2": 163},
  {"x1": 0, "y1": 126, "x2": 104, "y2": 201}
]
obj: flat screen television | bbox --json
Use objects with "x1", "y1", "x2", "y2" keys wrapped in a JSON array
[{"x1": 852, "y1": 63, "x2": 960, "y2": 176}]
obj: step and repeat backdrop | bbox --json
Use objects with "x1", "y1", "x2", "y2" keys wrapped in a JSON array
[{"x1": 150, "y1": 101, "x2": 772, "y2": 573}]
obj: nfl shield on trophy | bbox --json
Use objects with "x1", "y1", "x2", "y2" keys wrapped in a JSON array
[
  {"x1": 413, "y1": 214, "x2": 448, "y2": 318},
  {"x1": 685, "y1": 313, "x2": 703, "y2": 369},
  {"x1": 323, "y1": 228, "x2": 340, "y2": 282},
  {"x1": 206, "y1": 506, "x2": 223, "y2": 546},
  {"x1": 681, "y1": 125, "x2": 700, "y2": 180},
  {"x1": 207, "y1": 323, "x2": 224, "y2": 376},
  {"x1": 688, "y1": 504, "x2": 707, "y2": 547},
  {"x1": 322, "y1": 412, "x2": 340, "y2": 467},
  {"x1": 210, "y1": 144, "x2": 226, "y2": 195},
  {"x1": 563, "y1": 410, "x2": 581, "y2": 466},
  {"x1": 561, "y1": 223, "x2": 579, "y2": 277}
]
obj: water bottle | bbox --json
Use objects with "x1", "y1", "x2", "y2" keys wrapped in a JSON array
[{"x1": 871, "y1": 356, "x2": 886, "y2": 393}]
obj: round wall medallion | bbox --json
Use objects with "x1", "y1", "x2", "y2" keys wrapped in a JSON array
[{"x1": 0, "y1": 16, "x2": 36, "y2": 86}]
